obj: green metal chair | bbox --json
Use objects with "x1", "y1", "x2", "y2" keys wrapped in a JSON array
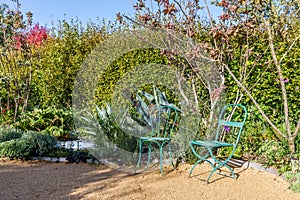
[
  {"x1": 189, "y1": 104, "x2": 247, "y2": 183},
  {"x1": 135, "y1": 104, "x2": 180, "y2": 174}
]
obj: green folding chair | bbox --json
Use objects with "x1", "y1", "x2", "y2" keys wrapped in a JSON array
[
  {"x1": 189, "y1": 104, "x2": 247, "y2": 183},
  {"x1": 135, "y1": 104, "x2": 180, "y2": 174}
]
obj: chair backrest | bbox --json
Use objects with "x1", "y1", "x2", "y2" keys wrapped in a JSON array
[
  {"x1": 214, "y1": 104, "x2": 247, "y2": 145},
  {"x1": 149, "y1": 104, "x2": 180, "y2": 138}
]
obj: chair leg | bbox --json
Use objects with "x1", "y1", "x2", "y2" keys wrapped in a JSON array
[
  {"x1": 207, "y1": 162, "x2": 236, "y2": 182},
  {"x1": 146, "y1": 143, "x2": 152, "y2": 170},
  {"x1": 135, "y1": 139, "x2": 143, "y2": 172},
  {"x1": 210, "y1": 153, "x2": 237, "y2": 179},
  {"x1": 206, "y1": 150, "x2": 223, "y2": 182},
  {"x1": 168, "y1": 143, "x2": 174, "y2": 168},
  {"x1": 207, "y1": 166, "x2": 219, "y2": 183},
  {"x1": 159, "y1": 144, "x2": 164, "y2": 174},
  {"x1": 189, "y1": 159, "x2": 203, "y2": 176},
  {"x1": 189, "y1": 143, "x2": 210, "y2": 177},
  {"x1": 219, "y1": 163, "x2": 236, "y2": 179}
]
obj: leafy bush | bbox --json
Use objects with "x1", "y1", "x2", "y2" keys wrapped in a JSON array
[
  {"x1": 0, "y1": 138, "x2": 33, "y2": 160},
  {"x1": 22, "y1": 132, "x2": 58, "y2": 157},
  {"x1": 256, "y1": 140, "x2": 290, "y2": 170},
  {"x1": 0, "y1": 126, "x2": 23, "y2": 143},
  {"x1": 50, "y1": 147, "x2": 70, "y2": 158},
  {"x1": 284, "y1": 171, "x2": 300, "y2": 193},
  {"x1": 13, "y1": 107, "x2": 76, "y2": 140},
  {"x1": 30, "y1": 19, "x2": 109, "y2": 109},
  {"x1": 0, "y1": 132, "x2": 57, "y2": 160}
]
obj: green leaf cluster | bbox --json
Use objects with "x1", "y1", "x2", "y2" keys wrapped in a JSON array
[{"x1": 13, "y1": 107, "x2": 75, "y2": 140}]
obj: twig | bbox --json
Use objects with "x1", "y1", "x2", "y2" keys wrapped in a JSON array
[
  {"x1": 222, "y1": 63, "x2": 286, "y2": 139},
  {"x1": 264, "y1": 18, "x2": 291, "y2": 138}
]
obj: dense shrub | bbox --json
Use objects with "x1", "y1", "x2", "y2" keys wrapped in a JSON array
[
  {"x1": 0, "y1": 127, "x2": 23, "y2": 143},
  {"x1": 0, "y1": 132, "x2": 57, "y2": 160},
  {"x1": 22, "y1": 132, "x2": 58, "y2": 157},
  {"x1": 29, "y1": 20, "x2": 109, "y2": 109},
  {"x1": 0, "y1": 138, "x2": 33, "y2": 160}
]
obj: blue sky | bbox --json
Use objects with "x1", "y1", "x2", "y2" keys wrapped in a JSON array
[
  {"x1": 2, "y1": 0, "x2": 222, "y2": 27},
  {"x1": 3, "y1": 0, "x2": 136, "y2": 26}
]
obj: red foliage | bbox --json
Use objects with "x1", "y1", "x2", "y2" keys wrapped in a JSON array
[
  {"x1": 13, "y1": 24, "x2": 49, "y2": 50},
  {"x1": 26, "y1": 24, "x2": 48, "y2": 47},
  {"x1": 13, "y1": 35, "x2": 26, "y2": 50}
]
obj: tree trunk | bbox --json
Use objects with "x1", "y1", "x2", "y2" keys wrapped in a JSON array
[{"x1": 288, "y1": 137, "x2": 295, "y2": 154}]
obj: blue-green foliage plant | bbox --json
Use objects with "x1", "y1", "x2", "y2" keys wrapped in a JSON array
[
  {"x1": 80, "y1": 85, "x2": 180, "y2": 165},
  {"x1": 80, "y1": 102, "x2": 138, "y2": 163},
  {"x1": 0, "y1": 126, "x2": 23, "y2": 143},
  {"x1": 132, "y1": 85, "x2": 181, "y2": 128},
  {"x1": 96, "y1": 103, "x2": 138, "y2": 153},
  {"x1": 0, "y1": 131, "x2": 57, "y2": 160}
]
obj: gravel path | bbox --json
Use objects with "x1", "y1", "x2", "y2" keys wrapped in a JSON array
[{"x1": 0, "y1": 159, "x2": 300, "y2": 200}]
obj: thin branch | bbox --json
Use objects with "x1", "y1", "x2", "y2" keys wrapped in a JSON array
[
  {"x1": 203, "y1": 0, "x2": 214, "y2": 26},
  {"x1": 191, "y1": 78, "x2": 199, "y2": 110},
  {"x1": 264, "y1": 18, "x2": 291, "y2": 138},
  {"x1": 278, "y1": 35, "x2": 300, "y2": 64},
  {"x1": 174, "y1": 0, "x2": 188, "y2": 20},
  {"x1": 292, "y1": 118, "x2": 300, "y2": 139},
  {"x1": 122, "y1": 15, "x2": 145, "y2": 27},
  {"x1": 176, "y1": 71, "x2": 189, "y2": 104},
  {"x1": 203, "y1": 0, "x2": 218, "y2": 48},
  {"x1": 222, "y1": 63, "x2": 286, "y2": 139}
]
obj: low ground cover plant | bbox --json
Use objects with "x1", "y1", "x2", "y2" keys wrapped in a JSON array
[
  {"x1": 0, "y1": 126, "x2": 23, "y2": 143},
  {"x1": 0, "y1": 130, "x2": 57, "y2": 160}
]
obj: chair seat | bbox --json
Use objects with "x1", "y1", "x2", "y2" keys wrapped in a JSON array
[
  {"x1": 141, "y1": 137, "x2": 171, "y2": 142},
  {"x1": 190, "y1": 140, "x2": 233, "y2": 148}
]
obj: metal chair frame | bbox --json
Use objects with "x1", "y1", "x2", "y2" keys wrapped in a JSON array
[
  {"x1": 189, "y1": 104, "x2": 247, "y2": 183},
  {"x1": 135, "y1": 104, "x2": 180, "y2": 174}
]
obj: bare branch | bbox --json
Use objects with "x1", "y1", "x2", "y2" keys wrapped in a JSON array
[
  {"x1": 122, "y1": 15, "x2": 145, "y2": 27},
  {"x1": 203, "y1": 0, "x2": 218, "y2": 48},
  {"x1": 222, "y1": 63, "x2": 286, "y2": 139},
  {"x1": 292, "y1": 118, "x2": 300, "y2": 139},
  {"x1": 203, "y1": 0, "x2": 214, "y2": 26},
  {"x1": 278, "y1": 35, "x2": 300, "y2": 64},
  {"x1": 176, "y1": 71, "x2": 189, "y2": 104},
  {"x1": 191, "y1": 78, "x2": 199, "y2": 110},
  {"x1": 264, "y1": 18, "x2": 291, "y2": 138},
  {"x1": 174, "y1": 0, "x2": 188, "y2": 20}
]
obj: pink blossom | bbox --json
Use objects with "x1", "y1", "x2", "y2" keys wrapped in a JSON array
[{"x1": 275, "y1": 78, "x2": 289, "y2": 83}]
